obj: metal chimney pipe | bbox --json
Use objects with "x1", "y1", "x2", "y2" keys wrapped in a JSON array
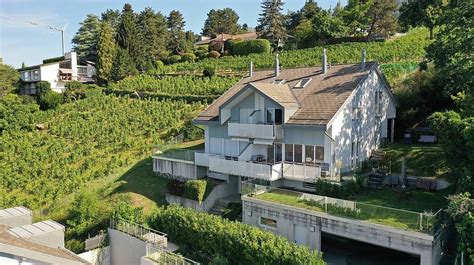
[
  {"x1": 249, "y1": 61, "x2": 253, "y2": 77},
  {"x1": 322, "y1": 49, "x2": 327, "y2": 74},
  {"x1": 275, "y1": 53, "x2": 280, "y2": 76},
  {"x1": 361, "y1": 49, "x2": 366, "y2": 69}
]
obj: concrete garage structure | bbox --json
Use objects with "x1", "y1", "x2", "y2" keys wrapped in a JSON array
[{"x1": 242, "y1": 192, "x2": 444, "y2": 265}]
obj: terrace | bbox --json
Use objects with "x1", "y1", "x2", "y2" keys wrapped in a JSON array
[{"x1": 242, "y1": 182, "x2": 447, "y2": 234}]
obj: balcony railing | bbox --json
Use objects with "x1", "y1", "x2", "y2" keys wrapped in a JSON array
[
  {"x1": 228, "y1": 122, "x2": 282, "y2": 140},
  {"x1": 242, "y1": 182, "x2": 447, "y2": 235},
  {"x1": 208, "y1": 155, "x2": 281, "y2": 181},
  {"x1": 282, "y1": 163, "x2": 322, "y2": 183},
  {"x1": 194, "y1": 151, "x2": 210, "y2": 167},
  {"x1": 110, "y1": 217, "x2": 167, "y2": 248}
]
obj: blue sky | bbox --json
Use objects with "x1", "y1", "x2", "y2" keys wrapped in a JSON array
[{"x1": 0, "y1": 0, "x2": 344, "y2": 68}]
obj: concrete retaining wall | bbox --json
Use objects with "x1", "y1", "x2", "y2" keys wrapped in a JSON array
[
  {"x1": 166, "y1": 178, "x2": 238, "y2": 212},
  {"x1": 242, "y1": 196, "x2": 443, "y2": 265},
  {"x1": 78, "y1": 247, "x2": 110, "y2": 265}
]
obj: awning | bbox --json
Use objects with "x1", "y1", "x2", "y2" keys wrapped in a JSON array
[{"x1": 59, "y1": 68, "x2": 73, "y2": 74}]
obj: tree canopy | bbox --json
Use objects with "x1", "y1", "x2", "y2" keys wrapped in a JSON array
[
  {"x1": 0, "y1": 60, "x2": 19, "y2": 96},
  {"x1": 257, "y1": 0, "x2": 287, "y2": 44},
  {"x1": 97, "y1": 21, "x2": 116, "y2": 83},
  {"x1": 202, "y1": 8, "x2": 241, "y2": 37},
  {"x1": 72, "y1": 14, "x2": 101, "y2": 63}
]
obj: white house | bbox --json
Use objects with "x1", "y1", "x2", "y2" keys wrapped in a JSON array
[
  {"x1": 18, "y1": 52, "x2": 96, "y2": 94},
  {"x1": 153, "y1": 49, "x2": 397, "y2": 192}
]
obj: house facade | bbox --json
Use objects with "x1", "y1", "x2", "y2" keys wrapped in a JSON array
[
  {"x1": 153, "y1": 50, "x2": 397, "y2": 193},
  {"x1": 18, "y1": 52, "x2": 96, "y2": 94}
]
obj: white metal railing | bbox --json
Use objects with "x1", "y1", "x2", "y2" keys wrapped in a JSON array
[
  {"x1": 146, "y1": 243, "x2": 199, "y2": 265},
  {"x1": 282, "y1": 163, "x2": 322, "y2": 182},
  {"x1": 110, "y1": 217, "x2": 167, "y2": 248},
  {"x1": 208, "y1": 155, "x2": 281, "y2": 181},
  {"x1": 228, "y1": 122, "x2": 282, "y2": 140}
]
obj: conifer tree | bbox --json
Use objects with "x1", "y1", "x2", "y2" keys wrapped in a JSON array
[
  {"x1": 366, "y1": 0, "x2": 398, "y2": 40},
  {"x1": 139, "y1": 7, "x2": 169, "y2": 62},
  {"x1": 72, "y1": 14, "x2": 101, "y2": 63},
  {"x1": 256, "y1": 0, "x2": 287, "y2": 45},
  {"x1": 111, "y1": 48, "x2": 137, "y2": 81},
  {"x1": 202, "y1": 8, "x2": 240, "y2": 37},
  {"x1": 167, "y1": 10, "x2": 186, "y2": 54},
  {"x1": 117, "y1": 3, "x2": 145, "y2": 71},
  {"x1": 97, "y1": 21, "x2": 116, "y2": 84}
]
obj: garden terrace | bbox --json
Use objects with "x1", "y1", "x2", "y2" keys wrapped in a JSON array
[{"x1": 243, "y1": 182, "x2": 446, "y2": 235}]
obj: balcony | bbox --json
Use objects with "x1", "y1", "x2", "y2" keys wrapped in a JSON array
[
  {"x1": 282, "y1": 163, "x2": 325, "y2": 183},
  {"x1": 228, "y1": 122, "x2": 282, "y2": 140},
  {"x1": 194, "y1": 151, "x2": 210, "y2": 167},
  {"x1": 208, "y1": 155, "x2": 281, "y2": 181}
]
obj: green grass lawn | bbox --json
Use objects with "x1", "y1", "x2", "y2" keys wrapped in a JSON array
[
  {"x1": 382, "y1": 143, "x2": 447, "y2": 178},
  {"x1": 255, "y1": 189, "x2": 443, "y2": 232},
  {"x1": 114, "y1": 157, "x2": 170, "y2": 212},
  {"x1": 353, "y1": 187, "x2": 453, "y2": 213}
]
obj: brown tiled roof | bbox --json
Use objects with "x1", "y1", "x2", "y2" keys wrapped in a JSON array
[
  {"x1": 195, "y1": 62, "x2": 377, "y2": 125},
  {"x1": 0, "y1": 224, "x2": 90, "y2": 264},
  {"x1": 250, "y1": 83, "x2": 299, "y2": 109}
]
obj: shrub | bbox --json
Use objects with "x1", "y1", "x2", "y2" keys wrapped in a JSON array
[
  {"x1": 181, "y1": 53, "x2": 196, "y2": 63},
  {"x1": 194, "y1": 50, "x2": 208, "y2": 60},
  {"x1": 208, "y1": 51, "x2": 220, "y2": 59},
  {"x1": 314, "y1": 179, "x2": 361, "y2": 199},
  {"x1": 63, "y1": 81, "x2": 86, "y2": 102},
  {"x1": 203, "y1": 67, "x2": 216, "y2": 78},
  {"x1": 39, "y1": 91, "x2": 63, "y2": 110},
  {"x1": 167, "y1": 55, "x2": 182, "y2": 64},
  {"x1": 167, "y1": 179, "x2": 185, "y2": 196},
  {"x1": 43, "y1": 56, "x2": 65, "y2": 64},
  {"x1": 197, "y1": 45, "x2": 208, "y2": 51},
  {"x1": 36, "y1": 81, "x2": 51, "y2": 96},
  {"x1": 225, "y1": 39, "x2": 243, "y2": 55},
  {"x1": 233, "y1": 39, "x2": 271, "y2": 56},
  {"x1": 148, "y1": 205, "x2": 324, "y2": 265},
  {"x1": 183, "y1": 179, "x2": 207, "y2": 203}
]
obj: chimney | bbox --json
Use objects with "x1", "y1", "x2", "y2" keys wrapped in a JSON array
[
  {"x1": 249, "y1": 61, "x2": 253, "y2": 77},
  {"x1": 322, "y1": 49, "x2": 327, "y2": 75},
  {"x1": 361, "y1": 49, "x2": 366, "y2": 69},
  {"x1": 275, "y1": 53, "x2": 280, "y2": 76}
]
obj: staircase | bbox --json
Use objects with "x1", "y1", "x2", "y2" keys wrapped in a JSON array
[
  {"x1": 209, "y1": 199, "x2": 228, "y2": 215},
  {"x1": 367, "y1": 173, "x2": 384, "y2": 188}
]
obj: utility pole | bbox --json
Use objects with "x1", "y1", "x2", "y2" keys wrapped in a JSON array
[{"x1": 0, "y1": 15, "x2": 67, "y2": 55}]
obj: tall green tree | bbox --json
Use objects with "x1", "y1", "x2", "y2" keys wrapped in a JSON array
[
  {"x1": 0, "y1": 59, "x2": 19, "y2": 96},
  {"x1": 167, "y1": 10, "x2": 186, "y2": 54},
  {"x1": 117, "y1": 3, "x2": 145, "y2": 71},
  {"x1": 202, "y1": 8, "x2": 241, "y2": 37},
  {"x1": 426, "y1": 1, "x2": 473, "y2": 98},
  {"x1": 97, "y1": 21, "x2": 116, "y2": 84},
  {"x1": 111, "y1": 48, "x2": 137, "y2": 81},
  {"x1": 101, "y1": 9, "x2": 121, "y2": 35},
  {"x1": 138, "y1": 7, "x2": 169, "y2": 62},
  {"x1": 399, "y1": 0, "x2": 441, "y2": 39},
  {"x1": 366, "y1": 0, "x2": 398, "y2": 40},
  {"x1": 340, "y1": 0, "x2": 372, "y2": 35},
  {"x1": 256, "y1": 0, "x2": 287, "y2": 45},
  {"x1": 72, "y1": 14, "x2": 101, "y2": 63},
  {"x1": 446, "y1": 193, "x2": 474, "y2": 263}
]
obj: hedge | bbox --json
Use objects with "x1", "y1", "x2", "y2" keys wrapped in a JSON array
[
  {"x1": 148, "y1": 205, "x2": 324, "y2": 265},
  {"x1": 183, "y1": 179, "x2": 207, "y2": 203},
  {"x1": 233, "y1": 39, "x2": 271, "y2": 56},
  {"x1": 43, "y1": 56, "x2": 65, "y2": 64},
  {"x1": 314, "y1": 179, "x2": 361, "y2": 199},
  {"x1": 181, "y1": 53, "x2": 196, "y2": 63}
]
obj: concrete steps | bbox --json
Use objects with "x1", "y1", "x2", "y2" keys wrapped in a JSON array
[
  {"x1": 209, "y1": 200, "x2": 228, "y2": 216},
  {"x1": 367, "y1": 173, "x2": 384, "y2": 188}
]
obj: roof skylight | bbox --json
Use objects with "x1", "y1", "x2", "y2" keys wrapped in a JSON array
[{"x1": 294, "y1": 78, "x2": 312, "y2": 88}]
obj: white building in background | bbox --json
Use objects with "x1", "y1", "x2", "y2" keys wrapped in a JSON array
[
  {"x1": 18, "y1": 52, "x2": 96, "y2": 94},
  {"x1": 153, "y1": 49, "x2": 397, "y2": 190},
  {"x1": 0, "y1": 206, "x2": 90, "y2": 265}
]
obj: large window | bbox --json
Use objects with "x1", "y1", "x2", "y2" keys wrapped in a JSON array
[
  {"x1": 260, "y1": 217, "x2": 277, "y2": 228},
  {"x1": 266, "y1": 108, "x2": 283, "y2": 124},
  {"x1": 316, "y1": 146, "x2": 324, "y2": 161},
  {"x1": 305, "y1": 145, "x2": 314, "y2": 163},
  {"x1": 275, "y1": 143, "x2": 282, "y2": 162},
  {"x1": 285, "y1": 144, "x2": 293, "y2": 162},
  {"x1": 375, "y1": 90, "x2": 383, "y2": 116},
  {"x1": 294, "y1": 144, "x2": 303, "y2": 163},
  {"x1": 267, "y1": 145, "x2": 275, "y2": 164}
]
